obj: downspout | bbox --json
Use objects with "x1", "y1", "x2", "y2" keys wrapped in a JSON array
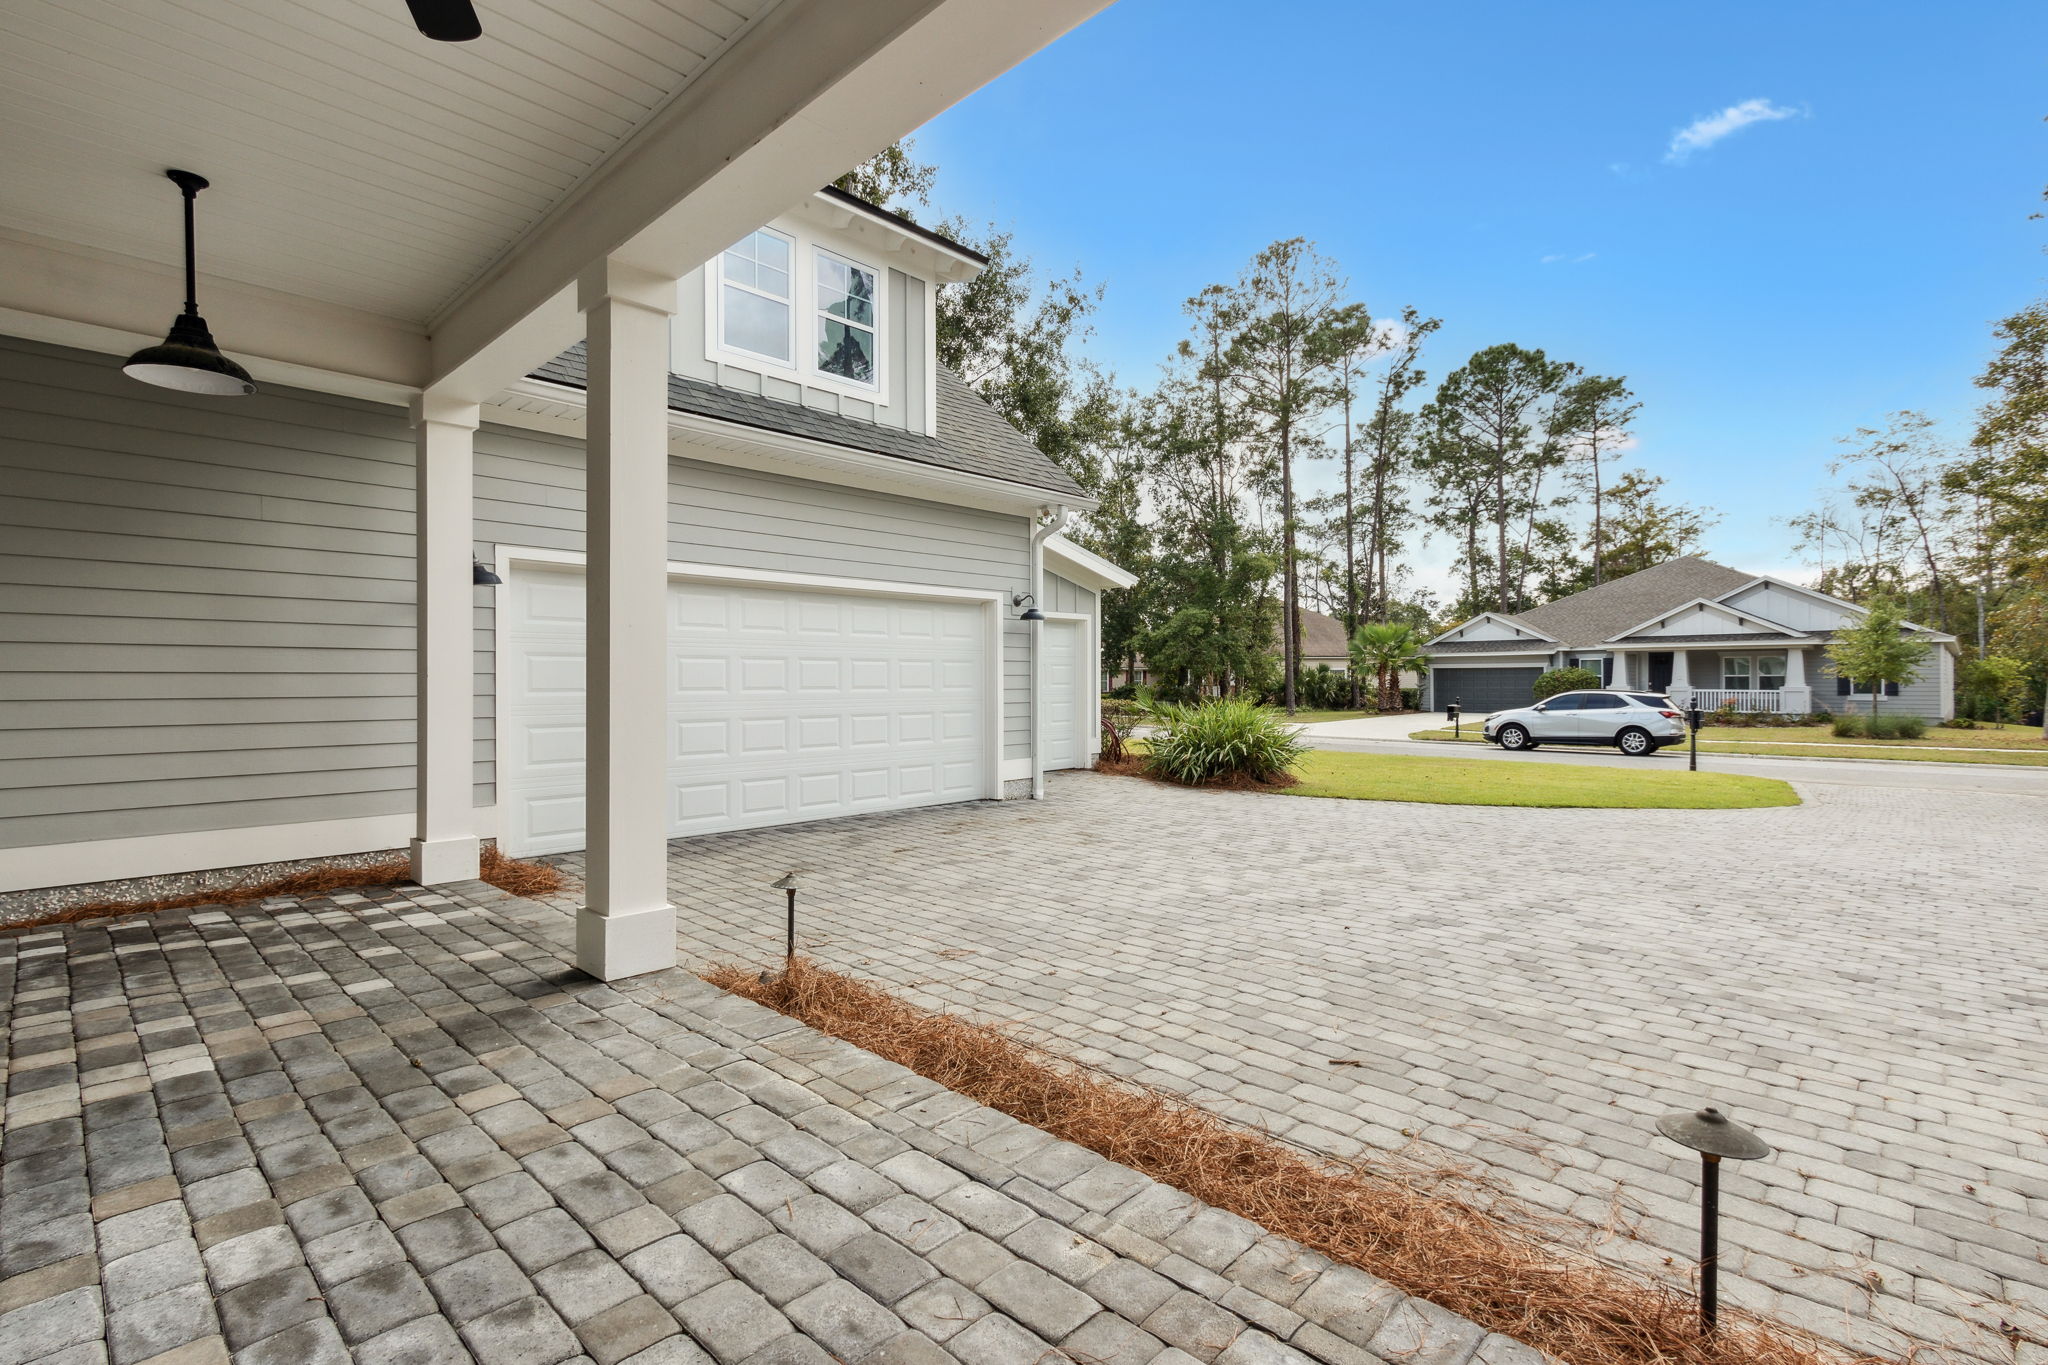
[{"x1": 1028, "y1": 504, "x2": 1072, "y2": 800}]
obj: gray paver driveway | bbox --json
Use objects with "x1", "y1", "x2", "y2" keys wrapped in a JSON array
[{"x1": 620, "y1": 768, "x2": 2048, "y2": 1365}]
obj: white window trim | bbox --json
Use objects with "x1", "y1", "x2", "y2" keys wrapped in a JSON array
[
  {"x1": 712, "y1": 227, "x2": 797, "y2": 372},
  {"x1": 704, "y1": 228, "x2": 890, "y2": 407},
  {"x1": 812, "y1": 245, "x2": 884, "y2": 396},
  {"x1": 1719, "y1": 652, "x2": 1788, "y2": 691}
]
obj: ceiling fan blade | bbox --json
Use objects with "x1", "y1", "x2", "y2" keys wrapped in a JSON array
[{"x1": 405, "y1": 0, "x2": 482, "y2": 41}]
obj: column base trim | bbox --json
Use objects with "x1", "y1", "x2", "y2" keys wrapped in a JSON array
[
  {"x1": 409, "y1": 836, "x2": 482, "y2": 886},
  {"x1": 576, "y1": 902, "x2": 678, "y2": 981}
]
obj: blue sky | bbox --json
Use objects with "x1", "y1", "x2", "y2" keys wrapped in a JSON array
[{"x1": 912, "y1": 0, "x2": 2047, "y2": 594}]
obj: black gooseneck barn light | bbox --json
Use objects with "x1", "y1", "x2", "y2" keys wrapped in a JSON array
[
  {"x1": 123, "y1": 170, "x2": 256, "y2": 397},
  {"x1": 472, "y1": 559, "x2": 503, "y2": 586},
  {"x1": 1011, "y1": 592, "x2": 1046, "y2": 622}
]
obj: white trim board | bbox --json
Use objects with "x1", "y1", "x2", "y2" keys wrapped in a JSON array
[{"x1": 0, "y1": 808, "x2": 498, "y2": 898}]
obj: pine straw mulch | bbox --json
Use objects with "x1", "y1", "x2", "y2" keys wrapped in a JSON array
[
  {"x1": 3, "y1": 845, "x2": 565, "y2": 934},
  {"x1": 705, "y1": 957, "x2": 1894, "y2": 1365}
]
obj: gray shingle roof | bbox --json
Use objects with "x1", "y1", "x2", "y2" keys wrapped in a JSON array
[
  {"x1": 1502, "y1": 556, "x2": 1758, "y2": 647},
  {"x1": 1281, "y1": 607, "x2": 1354, "y2": 659},
  {"x1": 530, "y1": 343, "x2": 1084, "y2": 499}
]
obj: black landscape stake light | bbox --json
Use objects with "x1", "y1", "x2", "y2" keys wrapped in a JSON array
[
  {"x1": 1687, "y1": 701, "x2": 1704, "y2": 771},
  {"x1": 124, "y1": 171, "x2": 257, "y2": 397},
  {"x1": 1657, "y1": 1105, "x2": 1771, "y2": 1334},
  {"x1": 772, "y1": 872, "x2": 800, "y2": 971}
]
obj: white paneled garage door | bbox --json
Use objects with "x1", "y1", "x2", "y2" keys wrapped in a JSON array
[{"x1": 499, "y1": 564, "x2": 995, "y2": 856}]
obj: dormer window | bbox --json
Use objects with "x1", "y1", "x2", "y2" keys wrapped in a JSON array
[
  {"x1": 718, "y1": 229, "x2": 793, "y2": 365},
  {"x1": 815, "y1": 249, "x2": 877, "y2": 386}
]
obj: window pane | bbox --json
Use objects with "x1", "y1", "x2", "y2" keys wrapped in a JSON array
[
  {"x1": 1757, "y1": 653, "x2": 1788, "y2": 688},
  {"x1": 722, "y1": 285, "x2": 789, "y2": 360},
  {"x1": 818, "y1": 319, "x2": 874, "y2": 383},
  {"x1": 1546, "y1": 695, "x2": 1584, "y2": 711},
  {"x1": 757, "y1": 265, "x2": 789, "y2": 299},
  {"x1": 1630, "y1": 694, "x2": 1670, "y2": 708},
  {"x1": 755, "y1": 231, "x2": 789, "y2": 274},
  {"x1": 722, "y1": 253, "x2": 754, "y2": 287},
  {"x1": 1582, "y1": 694, "x2": 1625, "y2": 709}
]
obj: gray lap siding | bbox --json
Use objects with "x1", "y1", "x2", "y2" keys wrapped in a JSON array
[{"x1": 0, "y1": 336, "x2": 1035, "y2": 856}]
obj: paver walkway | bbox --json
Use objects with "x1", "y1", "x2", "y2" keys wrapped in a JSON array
[
  {"x1": 613, "y1": 770, "x2": 2048, "y2": 1365},
  {"x1": 0, "y1": 878, "x2": 1532, "y2": 1365}
]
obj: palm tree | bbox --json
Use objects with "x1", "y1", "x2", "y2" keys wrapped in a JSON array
[{"x1": 1348, "y1": 622, "x2": 1431, "y2": 712}]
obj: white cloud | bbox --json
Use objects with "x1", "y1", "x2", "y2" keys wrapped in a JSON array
[
  {"x1": 1664, "y1": 98, "x2": 1802, "y2": 164},
  {"x1": 1540, "y1": 252, "x2": 1597, "y2": 265}
]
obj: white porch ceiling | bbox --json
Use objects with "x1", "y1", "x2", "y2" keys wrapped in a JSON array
[{"x1": 0, "y1": 0, "x2": 775, "y2": 325}]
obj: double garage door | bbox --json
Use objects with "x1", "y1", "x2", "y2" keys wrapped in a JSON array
[
  {"x1": 499, "y1": 565, "x2": 995, "y2": 856},
  {"x1": 1431, "y1": 666, "x2": 1542, "y2": 714}
]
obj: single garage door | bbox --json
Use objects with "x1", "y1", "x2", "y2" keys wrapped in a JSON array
[
  {"x1": 499, "y1": 565, "x2": 994, "y2": 856},
  {"x1": 1042, "y1": 618, "x2": 1086, "y2": 770},
  {"x1": 1432, "y1": 666, "x2": 1542, "y2": 714}
]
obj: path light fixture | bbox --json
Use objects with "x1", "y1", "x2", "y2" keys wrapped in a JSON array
[
  {"x1": 123, "y1": 171, "x2": 256, "y2": 397},
  {"x1": 1656, "y1": 1105, "x2": 1772, "y2": 1334},
  {"x1": 472, "y1": 558, "x2": 503, "y2": 586},
  {"x1": 1011, "y1": 592, "x2": 1045, "y2": 622},
  {"x1": 771, "y1": 871, "x2": 800, "y2": 971}
]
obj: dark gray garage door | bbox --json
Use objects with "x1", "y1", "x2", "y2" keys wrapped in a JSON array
[{"x1": 1432, "y1": 667, "x2": 1541, "y2": 714}]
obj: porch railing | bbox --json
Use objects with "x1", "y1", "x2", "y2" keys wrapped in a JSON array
[{"x1": 1682, "y1": 688, "x2": 1788, "y2": 713}]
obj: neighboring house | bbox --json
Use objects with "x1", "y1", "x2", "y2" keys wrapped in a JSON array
[
  {"x1": 1422, "y1": 556, "x2": 1958, "y2": 719},
  {"x1": 2, "y1": 181, "x2": 1129, "y2": 950},
  {"x1": 1104, "y1": 607, "x2": 1416, "y2": 693}
]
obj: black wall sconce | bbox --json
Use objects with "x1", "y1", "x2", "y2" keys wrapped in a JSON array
[
  {"x1": 472, "y1": 558, "x2": 503, "y2": 586},
  {"x1": 1011, "y1": 592, "x2": 1045, "y2": 622}
]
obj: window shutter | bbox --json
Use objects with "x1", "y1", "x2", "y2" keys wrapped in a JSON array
[
  {"x1": 1836, "y1": 676, "x2": 1850, "y2": 696},
  {"x1": 1884, "y1": 680, "x2": 1900, "y2": 697}
]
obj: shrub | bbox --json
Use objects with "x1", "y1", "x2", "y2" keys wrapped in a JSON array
[
  {"x1": 1399, "y1": 687, "x2": 1421, "y2": 711},
  {"x1": 1144, "y1": 697, "x2": 1306, "y2": 786},
  {"x1": 1941, "y1": 716, "x2": 1980, "y2": 729},
  {"x1": 1833, "y1": 713, "x2": 1927, "y2": 740},
  {"x1": 1297, "y1": 664, "x2": 1352, "y2": 710},
  {"x1": 1532, "y1": 667, "x2": 1602, "y2": 701},
  {"x1": 1106, "y1": 683, "x2": 1139, "y2": 701}
]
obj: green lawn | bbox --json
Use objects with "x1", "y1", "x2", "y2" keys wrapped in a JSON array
[
  {"x1": 1407, "y1": 725, "x2": 2048, "y2": 767},
  {"x1": 1279, "y1": 748, "x2": 1799, "y2": 809},
  {"x1": 1273, "y1": 708, "x2": 1386, "y2": 724}
]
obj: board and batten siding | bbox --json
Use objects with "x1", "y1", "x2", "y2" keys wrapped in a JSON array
[
  {"x1": 0, "y1": 336, "x2": 421, "y2": 852},
  {"x1": 1, "y1": 336, "x2": 1043, "y2": 870},
  {"x1": 1044, "y1": 571, "x2": 1095, "y2": 617}
]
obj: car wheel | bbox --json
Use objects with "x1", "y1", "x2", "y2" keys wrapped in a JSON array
[
  {"x1": 1496, "y1": 723, "x2": 1531, "y2": 751},
  {"x1": 1616, "y1": 726, "x2": 1653, "y2": 756}
]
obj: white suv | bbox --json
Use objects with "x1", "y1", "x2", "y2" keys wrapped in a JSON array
[{"x1": 1482, "y1": 691, "x2": 1687, "y2": 756}]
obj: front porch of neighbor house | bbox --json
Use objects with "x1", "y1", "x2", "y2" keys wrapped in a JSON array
[{"x1": 1605, "y1": 643, "x2": 1815, "y2": 713}]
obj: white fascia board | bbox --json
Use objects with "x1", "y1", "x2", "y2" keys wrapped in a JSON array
[
  {"x1": 1424, "y1": 612, "x2": 1558, "y2": 647},
  {"x1": 489, "y1": 377, "x2": 1097, "y2": 518},
  {"x1": 0, "y1": 230, "x2": 427, "y2": 402},
  {"x1": 795, "y1": 193, "x2": 986, "y2": 283},
  {"x1": 426, "y1": 0, "x2": 1110, "y2": 403},
  {"x1": 1044, "y1": 534, "x2": 1138, "y2": 591}
]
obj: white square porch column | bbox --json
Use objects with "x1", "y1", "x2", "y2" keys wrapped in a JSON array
[
  {"x1": 1780, "y1": 646, "x2": 1811, "y2": 713},
  {"x1": 577, "y1": 260, "x2": 680, "y2": 981},
  {"x1": 410, "y1": 395, "x2": 483, "y2": 885},
  {"x1": 1669, "y1": 649, "x2": 1692, "y2": 706}
]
